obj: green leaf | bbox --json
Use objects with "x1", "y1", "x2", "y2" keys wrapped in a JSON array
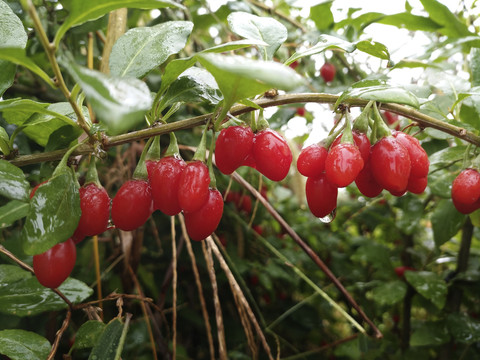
[
  {"x1": 73, "y1": 321, "x2": 106, "y2": 350},
  {"x1": 67, "y1": 63, "x2": 152, "y2": 135},
  {"x1": 109, "y1": 21, "x2": 193, "y2": 78},
  {"x1": 431, "y1": 199, "x2": 465, "y2": 247},
  {"x1": 395, "y1": 194, "x2": 424, "y2": 235},
  {"x1": 370, "y1": 280, "x2": 407, "y2": 306},
  {"x1": 159, "y1": 67, "x2": 222, "y2": 110},
  {"x1": 0, "y1": 0, "x2": 27, "y2": 96},
  {"x1": 4, "y1": 102, "x2": 85, "y2": 147},
  {"x1": 310, "y1": 1, "x2": 334, "y2": 30},
  {"x1": 196, "y1": 53, "x2": 304, "y2": 109},
  {"x1": 54, "y1": 0, "x2": 185, "y2": 48},
  {"x1": 0, "y1": 159, "x2": 30, "y2": 201},
  {"x1": 391, "y1": 59, "x2": 441, "y2": 70},
  {"x1": 428, "y1": 170, "x2": 457, "y2": 199},
  {"x1": 21, "y1": 171, "x2": 81, "y2": 255},
  {"x1": 227, "y1": 11, "x2": 287, "y2": 60},
  {"x1": 286, "y1": 34, "x2": 356, "y2": 65},
  {"x1": 410, "y1": 321, "x2": 450, "y2": 346},
  {"x1": 429, "y1": 145, "x2": 466, "y2": 170},
  {"x1": 0, "y1": 126, "x2": 10, "y2": 155},
  {"x1": 405, "y1": 271, "x2": 448, "y2": 309},
  {"x1": 355, "y1": 40, "x2": 390, "y2": 60},
  {"x1": 378, "y1": 13, "x2": 442, "y2": 32},
  {"x1": 471, "y1": 48, "x2": 480, "y2": 87},
  {"x1": 447, "y1": 313, "x2": 480, "y2": 344},
  {"x1": 0, "y1": 329, "x2": 50, "y2": 360},
  {"x1": 337, "y1": 80, "x2": 419, "y2": 108},
  {"x1": 0, "y1": 48, "x2": 54, "y2": 87},
  {"x1": 0, "y1": 265, "x2": 93, "y2": 316},
  {"x1": 0, "y1": 200, "x2": 29, "y2": 228},
  {"x1": 88, "y1": 318, "x2": 125, "y2": 360},
  {"x1": 419, "y1": 0, "x2": 473, "y2": 38}
]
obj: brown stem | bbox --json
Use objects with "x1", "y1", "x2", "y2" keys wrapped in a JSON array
[
  {"x1": 230, "y1": 172, "x2": 383, "y2": 339},
  {"x1": 47, "y1": 310, "x2": 71, "y2": 360},
  {"x1": 8, "y1": 93, "x2": 480, "y2": 167}
]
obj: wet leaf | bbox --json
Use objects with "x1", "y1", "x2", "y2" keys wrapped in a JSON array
[
  {"x1": 110, "y1": 21, "x2": 193, "y2": 78},
  {"x1": 0, "y1": 329, "x2": 50, "y2": 360},
  {"x1": 370, "y1": 280, "x2": 407, "y2": 306},
  {"x1": 431, "y1": 199, "x2": 465, "y2": 247},
  {"x1": 410, "y1": 321, "x2": 450, "y2": 346},
  {"x1": 73, "y1": 321, "x2": 106, "y2": 350},
  {"x1": 67, "y1": 63, "x2": 152, "y2": 135},
  {"x1": 21, "y1": 171, "x2": 81, "y2": 255},
  {"x1": 355, "y1": 40, "x2": 390, "y2": 60},
  {"x1": 405, "y1": 271, "x2": 447, "y2": 309},
  {"x1": 0, "y1": 160, "x2": 30, "y2": 201},
  {"x1": 0, "y1": 265, "x2": 92, "y2": 316},
  {"x1": 88, "y1": 318, "x2": 125, "y2": 360},
  {"x1": 0, "y1": 200, "x2": 29, "y2": 228},
  {"x1": 228, "y1": 11, "x2": 287, "y2": 60},
  {"x1": 447, "y1": 313, "x2": 480, "y2": 343},
  {"x1": 54, "y1": 0, "x2": 184, "y2": 48}
]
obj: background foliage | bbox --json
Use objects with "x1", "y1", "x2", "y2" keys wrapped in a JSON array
[{"x1": 1, "y1": 0, "x2": 480, "y2": 359}]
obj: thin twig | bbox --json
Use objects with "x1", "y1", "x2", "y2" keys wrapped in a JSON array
[
  {"x1": 178, "y1": 214, "x2": 216, "y2": 360},
  {"x1": 92, "y1": 235, "x2": 103, "y2": 318},
  {"x1": 230, "y1": 172, "x2": 383, "y2": 339},
  {"x1": 47, "y1": 309, "x2": 71, "y2": 360},
  {"x1": 202, "y1": 240, "x2": 228, "y2": 360}
]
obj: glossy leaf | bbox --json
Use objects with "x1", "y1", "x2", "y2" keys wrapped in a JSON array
[
  {"x1": 0, "y1": 160, "x2": 30, "y2": 201},
  {"x1": 0, "y1": 48, "x2": 54, "y2": 87},
  {"x1": 159, "y1": 67, "x2": 222, "y2": 110},
  {"x1": 0, "y1": 126, "x2": 10, "y2": 155},
  {"x1": 227, "y1": 11, "x2": 287, "y2": 60},
  {"x1": 405, "y1": 271, "x2": 448, "y2": 309},
  {"x1": 21, "y1": 171, "x2": 81, "y2": 255},
  {"x1": 197, "y1": 53, "x2": 304, "y2": 108},
  {"x1": 336, "y1": 80, "x2": 419, "y2": 108},
  {"x1": 54, "y1": 0, "x2": 185, "y2": 48},
  {"x1": 410, "y1": 321, "x2": 450, "y2": 346},
  {"x1": 428, "y1": 145, "x2": 466, "y2": 171},
  {"x1": 378, "y1": 12, "x2": 442, "y2": 32},
  {"x1": 431, "y1": 199, "x2": 466, "y2": 247},
  {"x1": 370, "y1": 280, "x2": 407, "y2": 306},
  {"x1": 286, "y1": 34, "x2": 356, "y2": 65},
  {"x1": 158, "y1": 39, "x2": 268, "y2": 95},
  {"x1": 0, "y1": 329, "x2": 50, "y2": 360},
  {"x1": 355, "y1": 40, "x2": 390, "y2": 60},
  {"x1": 0, "y1": 200, "x2": 29, "y2": 229},
  {"x1": 88, "y1": 318, "x2": 125, "y2": 360},
  {"x1": 109, "y1": 21, "x2": 193, "y2": 78},
  {"x1": 4, "y1": 102, "x2": 85, "y2": 147},
  {"x1": 0, "y1": 0, "x2": 27, "y2": 96},
  {"x1": 447, "y1": 313, "x2": 480, "y2": 344},
  {"x1": 72, "y1": 321, "x2": 106, "y2": 350},
  {"x1": 67, "y1": 63, "x2": 152, "y2": 135},
  {"x1": 419, "y1": 0, "x2": 472, "y2": 38},
  {"x1": 0, "y1": 265, "x2": 92, "y2": 316}
]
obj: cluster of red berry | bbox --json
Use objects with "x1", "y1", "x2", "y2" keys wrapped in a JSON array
[{"x1": 297, "y1": 108, "x2": 429, "y2": 219}]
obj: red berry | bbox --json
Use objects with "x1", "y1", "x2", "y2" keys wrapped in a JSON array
[
  {"x1": 241, "y1": 153, "x2": 257, "y2": 169},
  {"x1": 297, "y1": 144, "x2": 327, "y2": 178},
  {"x1": 305, "y1": 173, "x2": 338, "y2": 218},
  {"x1": 148, "y1": 156, "x2": 187, "y2": 215},
  {"x1": 383, "y1": 111, "x2": 400, "y2": 130},
  {"x1": 237, "y1": 194, "x2": 252, "y2": 214},
  {"x1": 253, "y1": 225, "x2": 264, "y2": 236},
  {"x1": 370, "y1": 137, "x2": 411, "y2": 193},
  {"x1": 320, "y1": 62, "x2": 336, "y2": 83},
  {"x1": 325, "y1": 143, "x2": 364, "y2": 188},
  {"x1": 76, "y1": 183, "x2": 110, "y2": 237},
  {"x1": 33, "y1": 238, "x2": 76, "y2": 288},
  {"x1": 453, "y1": 197, "x2": 480, "y2": 215},
  {"x1": 215, "y1": 126, "x2": 254, "y2": 175},
  {"x1": 178, "y1": 161, "x2": 211, "y2": 213},
  {"x1": 407, "y1": 176, "x2": 428, "y2": 194},
  {"x1": 394, "y1": 266, "x2": 415, "y2": 279},
  {"x1": 289, "y1": 60, "x2": 299, "y2": 69},
  {"x1": 296, "y1": 107, "x2": 306, "y2": 116},
  {"x1": 71, "y1": 228, "x2": 86, "y2": 244},
  {"x1": 184, "y1": 188, "x2": 224, "y2": 241},
  {"x1": 111, "y1": 179, "x2": 153, "y2": 231},
  {"x1": 355, "y1": 161, "x2": 383, "y2": 197},
  {"x1": 451, "y1": 169, "x2": 480, "y2": 207},
  {"x1": 252, "y1": 129, "x2": 292, "y2": 181},
  {"x1": 393, "y1": 132, "x2": 429, "y2": 178},
  {"x1": 331, "y1": 131, "x2": 371, "y2": 163}
]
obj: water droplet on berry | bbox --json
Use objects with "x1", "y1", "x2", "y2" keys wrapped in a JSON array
[{"x1": 319, "y1": 208, "x2": 336, "y2": 223}]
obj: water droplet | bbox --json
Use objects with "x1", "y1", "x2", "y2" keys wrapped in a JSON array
[{"x1": 319, "y1": 209, "x2": 336, "y2": 223}]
